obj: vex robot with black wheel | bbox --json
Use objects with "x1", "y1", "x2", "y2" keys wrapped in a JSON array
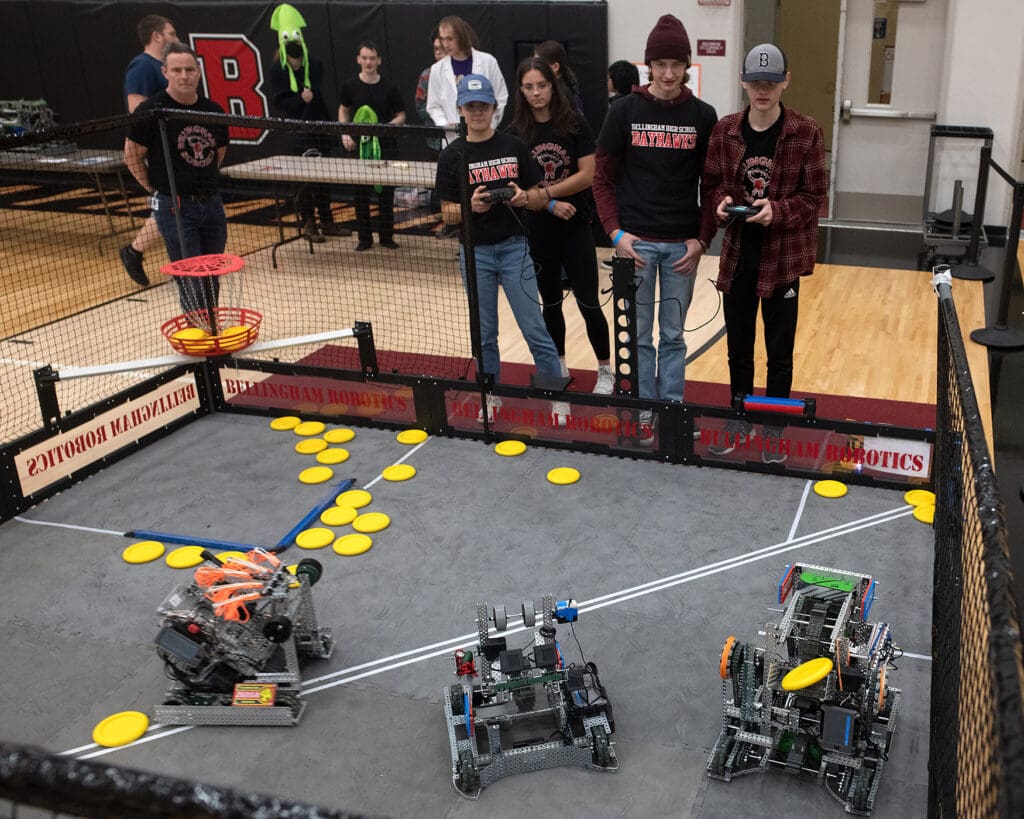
[
  {"x1": 443, "y1": 595, "x2": 617, "y2": 797},
  {"x1": 153, "y1": 548, "x2": 334, "y2": 726},
  {"x1": 708, "y1": 563, "x2": 901, "y2": 815}
]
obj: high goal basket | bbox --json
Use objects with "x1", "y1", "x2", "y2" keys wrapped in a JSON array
[{"x1": 158, "y1": 254, "x2": 262, "y2": 357}]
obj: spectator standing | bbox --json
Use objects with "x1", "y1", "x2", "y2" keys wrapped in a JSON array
[
  {"x1": 592, "y1": 14, "x2": 718, "y2": 444},
  {"x1": 118, "y1": 14, "x2": 178, "y2": 287},
  {"x1": 703, "y1": 44, "x2": 828, "y2": 463},
  {"x1": 338, "y1": 42, "x2": 406, "y2": 251},
  {"x1": 508, "y1": 58, "x2": 613, "y2": 395},
  {"x1": 267, "y1": 3, "x2": 349, "y2": 243},
  {"x1": 534, "y1": 40, "x2": 584, "y2": 117},
  {"x1": 434, "y1": 74, "x2": 568, "y2": 425},
  {"x1": 607, "y1": 60, "x2": 639, "y2": 104},
  {"x1": 426, "y1": 16, "x2": 508, "y2": 135},
  {"x1": 414, "y1": 28, "x2": 445, "y2": 153},
  {"x1": 124, "y1": 43, "x2": 229, "y2": 314}
]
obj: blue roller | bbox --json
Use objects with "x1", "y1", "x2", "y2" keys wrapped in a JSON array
[{"x1": 274, "y1": 477, "x2": 355, "y2": 551}]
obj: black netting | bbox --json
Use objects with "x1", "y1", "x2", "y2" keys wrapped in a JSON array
[
  {"x1": 0, "y1": 741, "x2": 382, "y2": 818},
  {"x1": 0, "y1": 110, "x2": 470, "y2": 445},
  {"x1": 930, "y1": 283, "x2": 1024, "y2": 818}
]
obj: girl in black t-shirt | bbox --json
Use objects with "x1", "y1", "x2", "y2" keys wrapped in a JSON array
[{"x1": 508, "y1": 58, "x2": 613, "y2": 395}]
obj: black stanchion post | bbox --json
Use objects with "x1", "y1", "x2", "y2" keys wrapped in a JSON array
[
  {"x1": 970, "y1": 180, "x2": 1024, "y2": 350},
  {"x1": 952, "y1": 139, "x2": 995, "y2": 281}
]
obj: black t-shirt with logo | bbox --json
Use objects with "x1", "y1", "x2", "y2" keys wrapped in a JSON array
[
  {"x1": 733, "y1": 110, "x2": 784, "y2": 295},
  {"x1": 435, "y1": 130, "x2": 541, "y2": 246},
  {"x1": 524, "y1": 116, "x2": 596, "y2": 217},
  {"x1": 127, "y1": 90, "x2": 228, "y2": 197},
  {"x1": 339, "y1": 76, "x2": 405, "y2": 157}
]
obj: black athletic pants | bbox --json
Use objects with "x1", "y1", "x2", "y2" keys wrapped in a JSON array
[
  {"x1": 354, "y1": 186, "x2": 395, "y2": 243},
  {"x1": 530, "y1": 215, "x2": 610, "y2": 361},
  {"x1": 722, "y1": 278, "x2": 800, "y2": 399}
]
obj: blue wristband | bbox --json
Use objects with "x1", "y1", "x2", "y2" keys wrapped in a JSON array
[
  {"x1": 612, "y1": 229, "x2": 625, "y2": 245},
  {"x1": 547, "y1": 199, "x2": 557, "y2": 213}
]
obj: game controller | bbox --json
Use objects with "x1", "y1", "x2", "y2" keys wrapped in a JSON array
[
  {"x1": 484, "y1": 188, "x2": 516, "y2": 203},
  {"x1": 724, "y1": 204, "x2": 762, "y2": 218}
]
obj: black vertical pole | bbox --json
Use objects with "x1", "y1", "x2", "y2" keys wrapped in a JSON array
[
  {"x1": 970, "y1": 181, "x2": 1024, "y2": 349},
  {"x1": 952, "y1": 139, "x2": 994, "y2": 281}
]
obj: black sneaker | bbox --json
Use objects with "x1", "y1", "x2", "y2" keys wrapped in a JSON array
[
  {"x1": 762, "y1": 425, "x2": 788, "y2": 464},
  {"x1": 321, "y1": 222, "x2": 351, "y2": 237},
  {"x1": 119, "y1": 245, "x2": 149, "y2": 286},
  {"x1": 379, "y1": 238, "x2": 399, "y2": 250},
  {"x1": 302, "y1": 219, "x2": 326, "y2": 243},
  {"x1": 354, "y1": 241, "x2": 373, "y2": 252},
  {"x1": 706, "y1": 419, "x2": 754, "y2": 456}
]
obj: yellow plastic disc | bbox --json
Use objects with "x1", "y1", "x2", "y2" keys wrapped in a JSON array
[
  {"x1": 396, "y1": 429, "x2": 429, "y2": 445},
  {"x1": 122, "y1": 540, "x2": 165, "y2": 564},
  {"x1": 913, "y1": 504, "x2": 936, "y2": 525},
  {"x1": 299, "y1": 466, "x2": 334, "y2": 484},
  {"x1": 382, "y1": 464, "x2": 417, "y2": 482},
  {"x1": 904, "y1": 489, "x2": 936, "y2": 507},
  {"x1": 217, "y1": 550, "x2": 248, "y2": 563},
  {"x1": 336, "y1": 489, "x2": 371, "y2": 508},
  {"x1": 92, "y1": 710, "x2": 150, "y2": 747},
  {"x1": 547, "y1": 467, "x2": 581, "y2": 485},
  {"x1": 814, "y1": 480, "x2": 848, "y2": 499},
  {"x1": 334, "y1": 533, "x2": 373, "y2": 556},
  {"x1": 316, "y1": 447, "x2": 350, "y2": 465},
  {"x1": 166, "y1": 545, "x2": 205, "y2": 569},
  {"x1": 353, "y1": 512, "x2": 391, "y2": 533},
  {"x1": 270, "y1": 415, "x2": 301, "y2": 431},
  {"x1": 285, "y1": 564, "x2": 300, "y2": 588},
  {"x1": 321, "y1": 505, "x2": 358, "y2": 527},
  {"x1": 324, "y1": 428, "x2": 356, "y2": 444},
  {"x1": 171, "y1": 327, "x2": 209, "y2": 341},
  {"x1": 295, "y1": 438, "x2": 328, "y2": 455},
  {"x1": 781, "y1": 657, "x2": 834, "y2": 691},
  {"x1": 495, "y1": 440, "x2": 527, "y2": 457},
  {"x1": 295, "y1": 528, "x2": 335, "y2": 549},
  {"x1": 294, "y1": 421, "x2": 327, "y2": 437}
]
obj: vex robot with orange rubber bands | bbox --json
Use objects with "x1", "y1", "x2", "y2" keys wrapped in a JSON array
[
  {"x1": 443, "y1": 596, "x2": 617, "y2": 797},
  {"x1": 153, "y1": 548, "x2": 333, "y2": 726},
  {"x1": 708, "y1": 563, "x2": 901, "y2": 815}
]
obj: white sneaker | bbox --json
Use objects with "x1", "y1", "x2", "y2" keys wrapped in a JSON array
[
  {"x1": 593, "y1": 365, "x2": 614, "y2": 395},
  {"x1": 476, "y1": 395, "x2": 502, "y2": 424},
  {"x1": 559, "y1": 358, "x2": 570, "y2": 379},
  {"x1": 551, "y1": 401, "x2": 570, "y2": 428}
]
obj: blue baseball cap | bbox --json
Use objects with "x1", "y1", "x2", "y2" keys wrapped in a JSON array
[{"x1": 457, "y1": 74, "x2": 496, "y2": 106}]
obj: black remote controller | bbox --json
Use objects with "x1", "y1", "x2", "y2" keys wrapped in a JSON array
[
  {"x1": 484, "y1": 188, "x2": 515, "y2": 203},
  {"x1": 724, "y1": 204, "x2": 762, "y2": 218}
]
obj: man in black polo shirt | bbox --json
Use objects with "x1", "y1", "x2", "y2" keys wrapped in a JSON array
[{"x1": 124, "y1": 42, "x2": 229, "y2": 312}]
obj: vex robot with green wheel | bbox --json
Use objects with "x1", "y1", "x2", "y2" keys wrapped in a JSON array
[
  {"x1": 443, "y1": 595, "x2": 617, "y2": 797},
  {"x1": 708, "y1": 563, "x2": 901, "y2": 815}
]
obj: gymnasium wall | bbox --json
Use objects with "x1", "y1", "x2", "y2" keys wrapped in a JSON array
[{"x1": 0, "y1": 1, "x2": 608, "y2": 154}]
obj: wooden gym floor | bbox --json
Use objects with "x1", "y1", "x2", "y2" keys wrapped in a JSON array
[{"x1": 0, "y1": 194, "x2": 998, "y2": 448}]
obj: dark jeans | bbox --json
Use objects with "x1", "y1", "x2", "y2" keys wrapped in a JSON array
[
  {"x1": 152, "y1": 192, "x2": 227, "y2": 315},
  {"x1": 723, "y1": 277, "x2": 801, "y2": 399},
  {"x1": 354, "y1": 186, "x2": 395, "y2": 243},
  {"x1": 531, "y1": 215, "x2": 610, "y2": 360}
]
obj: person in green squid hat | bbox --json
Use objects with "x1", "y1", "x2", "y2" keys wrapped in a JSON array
[
  {"x1": 267, "y1": 3, "x2": 350, "y2": 241},
  {"x1": 338, "y1": 41, "x2": 407, "y2": 251}
]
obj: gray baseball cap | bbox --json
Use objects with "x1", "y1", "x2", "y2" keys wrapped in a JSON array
[{"x1": 742, "y1": 43, "x2": 788, "y2": 82}]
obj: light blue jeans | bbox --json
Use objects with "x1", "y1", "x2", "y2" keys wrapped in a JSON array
[
  {"x1": 633, "y1": 240, "x2": 697, "y2": 402},
  {"x1": 460, "y1": 236, "x2": 561, "y2": 384}
]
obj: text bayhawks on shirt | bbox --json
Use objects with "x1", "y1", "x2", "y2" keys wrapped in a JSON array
[
  {"x1": 630, "y1": 122, "x2": 697, "y2": 149},
  {"x1": 468, "y1": 155, "x2": 520, "y2": 184}
]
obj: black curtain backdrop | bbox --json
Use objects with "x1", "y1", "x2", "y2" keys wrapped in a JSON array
[{"x1": 0, "y1": 1, "x2": 608, "y2": 160}]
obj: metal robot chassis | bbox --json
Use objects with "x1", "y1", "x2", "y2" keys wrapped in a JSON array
[{"x1": 443, "y1": 595, "x2": 617, "y2": 797}]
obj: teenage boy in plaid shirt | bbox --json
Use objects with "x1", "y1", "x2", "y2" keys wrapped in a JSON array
[{"x1": 703, "y1": 43, "x2": 828, "y2": 463}]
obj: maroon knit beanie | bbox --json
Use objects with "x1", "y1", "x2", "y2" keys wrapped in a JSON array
[{"x1": 644, "y1": 14, "x2": 691, "y2": 64}]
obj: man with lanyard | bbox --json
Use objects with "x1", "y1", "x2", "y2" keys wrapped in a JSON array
[
  {"x1": 119, "y1": 14, "x2": 177, "y2": 287},
  {"x1": 124, "y1": 42, "x2": 229, "y2": 313},
  {"x1": 703, "y1": 44, "x2": 827, "y2": 463}
]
